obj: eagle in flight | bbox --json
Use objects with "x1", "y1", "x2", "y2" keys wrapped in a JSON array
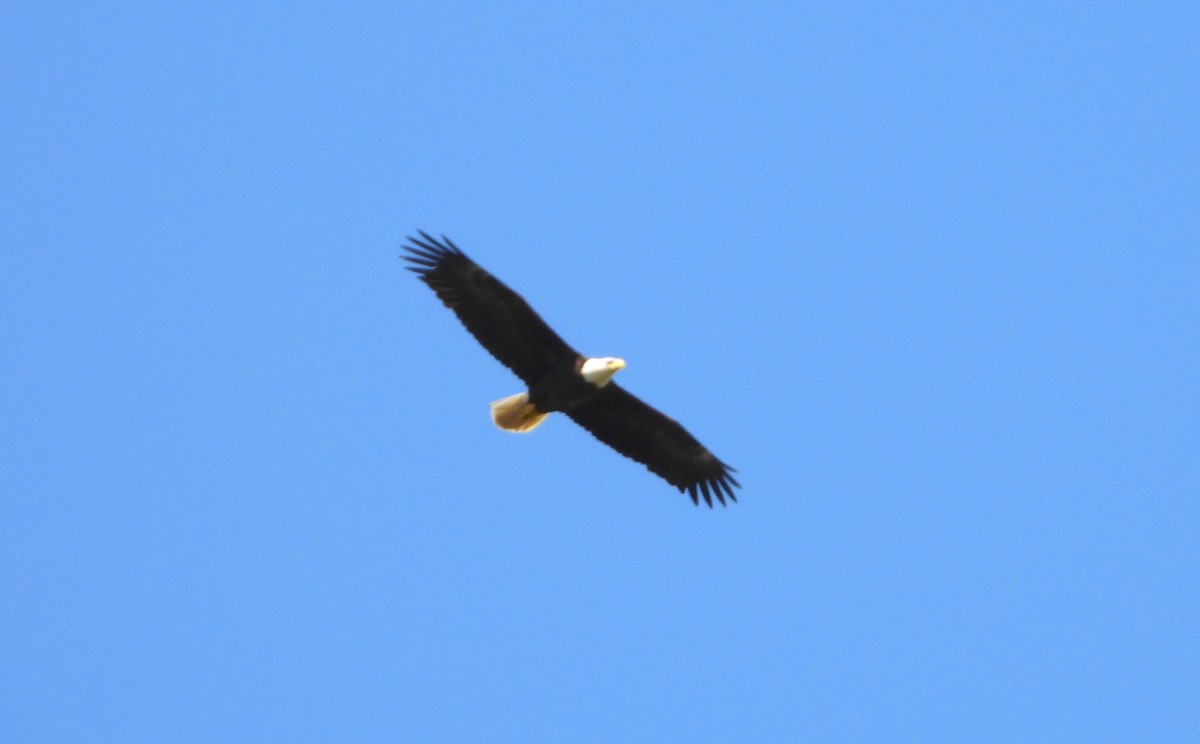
[{"x1": 404, "y1": 232, "x2": 739, "y2": 507}]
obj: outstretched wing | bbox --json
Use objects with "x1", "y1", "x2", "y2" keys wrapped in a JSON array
[
  {"x1": 566, "y1": 384, "x2": 740, "y2": 507},
  {"x1": 403, "y1": 232, "x2": 579, "y2": 384}
]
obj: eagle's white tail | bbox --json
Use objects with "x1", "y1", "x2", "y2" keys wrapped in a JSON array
[{"x1": 489, "y1": 393, "x2": 549, "y2": 433}]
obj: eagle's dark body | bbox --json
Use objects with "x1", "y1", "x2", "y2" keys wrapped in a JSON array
[{"x1": 522, "y1": 357, "x2": 595, "y2": 412}]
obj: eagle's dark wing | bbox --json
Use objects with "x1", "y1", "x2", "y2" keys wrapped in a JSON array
[
  {"x1": 565, "y1": 384, "x2": 740, "y2": 507},
  {"x1": 403, "y1": 232, "x2": 579, "y2": 384}
]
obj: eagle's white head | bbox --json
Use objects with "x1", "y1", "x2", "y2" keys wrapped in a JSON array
[{"x1": 580, "y1": 356, "x2": 626, "y2": 387}]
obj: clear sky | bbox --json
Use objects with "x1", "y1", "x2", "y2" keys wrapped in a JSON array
[{"x1": 3, "y1": 2, "x2": 1197, "y2": 742}]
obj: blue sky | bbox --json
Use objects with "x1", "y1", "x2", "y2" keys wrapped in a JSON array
[{"x1": 3, "y1": 2, "x2": 1197, "y2": 741}]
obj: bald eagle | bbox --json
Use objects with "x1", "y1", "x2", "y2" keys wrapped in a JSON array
[{"x1": 403, "y1": 232, "x2": 739, "y2": 507}]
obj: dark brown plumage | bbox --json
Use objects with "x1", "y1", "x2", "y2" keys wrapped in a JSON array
[{"x1": 403, "y1": 231, "x2": 739, "y2": 507}]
